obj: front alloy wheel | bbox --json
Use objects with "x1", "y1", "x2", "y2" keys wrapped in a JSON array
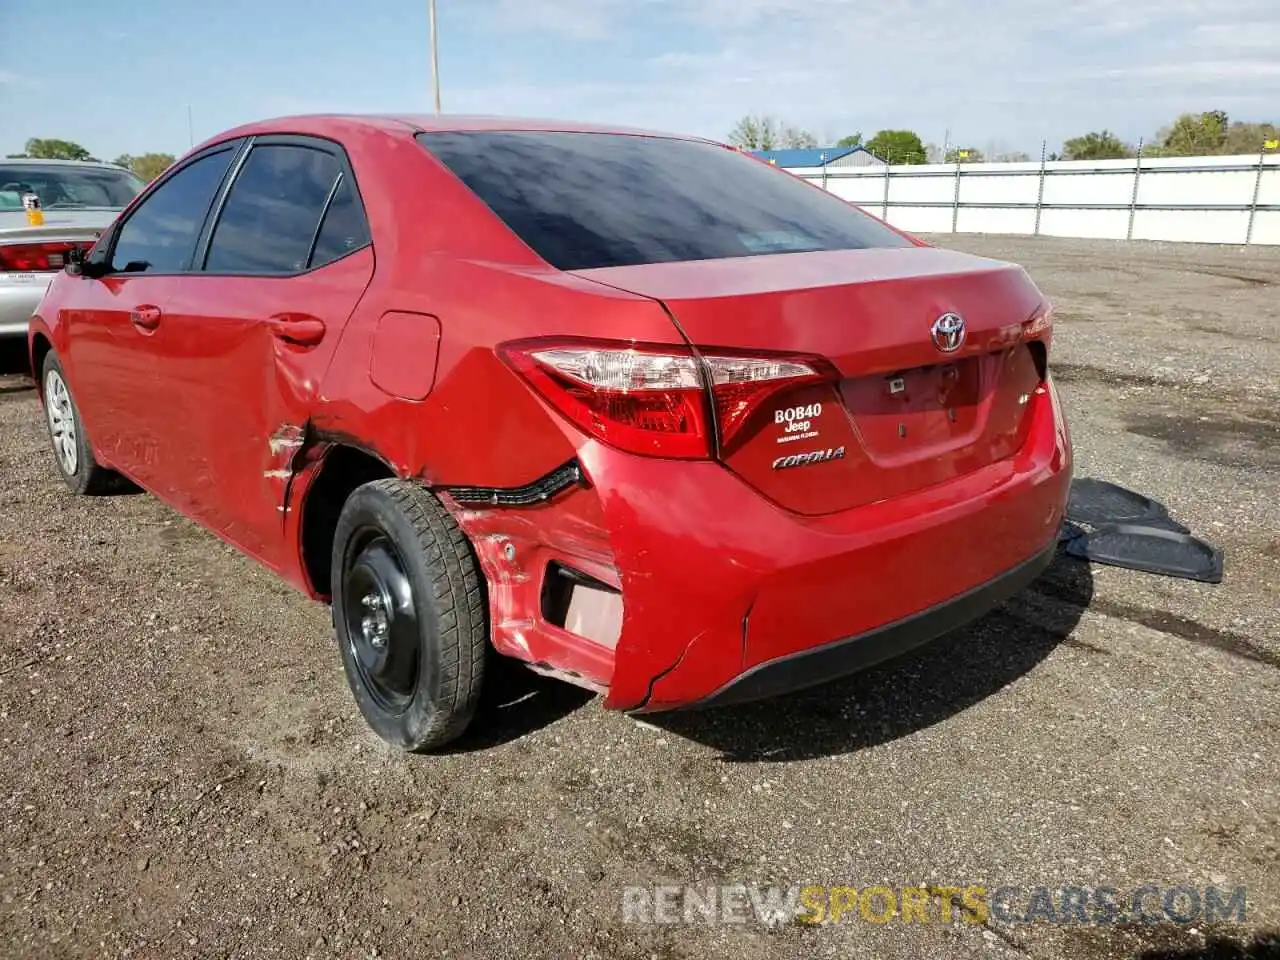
[
  {"x1": 39, "y1": 352, "x2": 124, "y2": 496},
  {"x1": 44, "y1": 368, "x2": 78, "y2": 477}
]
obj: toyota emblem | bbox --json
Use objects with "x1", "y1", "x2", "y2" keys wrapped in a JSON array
[{"x1": 931, "y1": 313, "x2": 966, "y2": 353}]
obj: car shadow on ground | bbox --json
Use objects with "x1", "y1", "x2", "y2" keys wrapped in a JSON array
[
  {"x1": 1138, "y1": 931, "x2": 1280, "y2": 959},
  {"x1": 647, "y1": 550, "x2": 1094, "y2": 762},
  {"x1": 0, "y1": 339, "x2": 33, "y2": 384},
  {"x1": 445, "y1": 655, "x2": 598, "y2": 753}
]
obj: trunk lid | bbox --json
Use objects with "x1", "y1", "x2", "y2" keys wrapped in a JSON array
[
  {"x1": 0, "y1": 208, "x2": 117, "y2": 240},
  {"x1": 574, "y1": 247, "x2": 1050, "y2": 515},
  {"x1": 0, "y1": 210, "x2": 113, "y2": 274}
]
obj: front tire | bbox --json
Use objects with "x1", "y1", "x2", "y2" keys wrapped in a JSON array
[
  {"x1": 332, "y1": 479, "x2": 487, "y2": 752},
  {"x1": 40, "y1": 352, "x2": 126, "y2": 496}
]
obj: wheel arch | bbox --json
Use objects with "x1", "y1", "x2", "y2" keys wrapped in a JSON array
[
  {"x1": 298, "y1": 443, "x2": 398, "y2": 599},
  {"x1": 29, "y1": 328, "x2": 54, "y2": 395}
]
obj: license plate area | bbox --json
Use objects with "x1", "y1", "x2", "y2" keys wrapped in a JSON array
[{"x1": 839, "y1": 357, "x2": 982, "y2": 459}]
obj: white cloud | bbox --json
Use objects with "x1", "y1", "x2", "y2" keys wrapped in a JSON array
[
  {"x1": 1192, "y1": 22, "x2": 1280, "y2": 50},
  {"x1": 0, "y1": 70, "x2": 41, "y2": 89},
  {"x1": 1083, "y1": 61, "x2": 1280, "y2": 82},
  {"x1": 482, "y1": 0, "x2": 660, "y2": 41},
  {"x1": 464, "y1": 0, "x2": 1280, "y2": 148}
]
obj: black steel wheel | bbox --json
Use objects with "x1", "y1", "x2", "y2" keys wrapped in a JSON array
[
  {"x1": 332, "y1": 479, "x2": 487, "y2": 752},
  {"x1": 341, "y1": 530, "x2": 420, "y2": 714}
]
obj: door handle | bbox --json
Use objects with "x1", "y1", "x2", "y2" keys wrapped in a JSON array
[
  {"x1": 130, "y1": 304, "x2": 161, "y2": 331},
  {"x1": 267, "y1": 313, "x2": 326, "y2": 347}
]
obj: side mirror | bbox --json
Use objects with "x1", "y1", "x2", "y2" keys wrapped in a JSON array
[
  {"x1": 64, "y1": 245, "x2": 85, "y2": 276},
  {"x1": 72, "y1": 231, "x2": 113, "y2": 279}
]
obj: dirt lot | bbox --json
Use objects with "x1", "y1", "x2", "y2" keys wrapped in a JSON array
[{"x1": 1, "y1": 236, "x2": 1278, "y2": 960}]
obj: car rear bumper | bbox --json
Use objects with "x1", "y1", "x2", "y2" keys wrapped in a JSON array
[
  {"x1": 452, "y1": 378, "x2": 1071, "y2": 713},
  {"x1": 590, "y1": 379, "x2": 1071, "y2": 712},
  {"x1": 675, "y1": 540, "x2": 1056, "y2": 710},
  {"x1": 0, "y1": 276, "x2": 50, "y2": 336}
]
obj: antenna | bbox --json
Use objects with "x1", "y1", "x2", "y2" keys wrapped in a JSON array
[{"x1": 429, "y1": 0, "x2": 441, "y2": 113}]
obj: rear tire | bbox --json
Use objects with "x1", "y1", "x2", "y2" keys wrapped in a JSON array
[
  {"x1": 331, "y1": 479, "x2": 487, "y2": 752},
  {"x1": 40, "y1": 352, "x2": 128, "y2": 496}
]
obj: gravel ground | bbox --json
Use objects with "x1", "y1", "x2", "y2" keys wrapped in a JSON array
[{"x1": 1, "y1": 235, "x2": 1277, "y2": 960}]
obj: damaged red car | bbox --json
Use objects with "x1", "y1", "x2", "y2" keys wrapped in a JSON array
[{"x1": 29, "y1": 115, "x2": 1072, "y2": 751}]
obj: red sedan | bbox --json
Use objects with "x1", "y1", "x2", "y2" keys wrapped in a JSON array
[{"x1": 28, "y1": 115, "x2": 1071, "y2": 751}]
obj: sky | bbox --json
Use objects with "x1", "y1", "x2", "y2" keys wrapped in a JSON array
[{"x1": 2, "y1": 0, "x2": 1278, "y2": 161}]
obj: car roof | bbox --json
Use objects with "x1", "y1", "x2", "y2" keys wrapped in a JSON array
[
  {"x1": 0, "y1": 157, "x2": 128, "y2": 173},
  {"x1": 205, "y1": 113, "x2": 711, "y2": 147}
]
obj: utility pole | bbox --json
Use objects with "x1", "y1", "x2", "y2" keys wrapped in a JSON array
[
  {"x1": 187, "y1": 105, "x2": 194, "y2": 148},
  {"x1": 429, "y1": 0, "x2": 441, "y2": 113}
]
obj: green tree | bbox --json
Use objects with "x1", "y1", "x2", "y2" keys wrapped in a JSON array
[
  {"x1": 112, "y1": 153, "x2": 176, "y2": 180},
  {"x1": 728, "y1": 115, "x2": 819, "y2": 150},
  {"x1": 728, "y1": 114, "x2": 782, "y2": 150},
  {"x1": 1221, "y1": 121, "x2": 1278, "y2": 155},
  {"x1": 1062, "y1": 130, "x2": 1131, "y2": 160},
  {"x1": 865, "y1": 129, "x2": 927, "y2": 164},
  {"x1": 1159, "y1": 111, "x2": 1229, "y2": 156},
  {"x1": 128, "y1": 153, "x2": 175, "y2": 181},
  {"x1": 18, "y1": 137, "x2": 95, "y2": 161},
  {"x1": 945, "y1": 146, "x2": 984, "y2": 163},
  {"x1": 836, "y1": 132, "x2": 863, "y2": 148},
  {"x1": 780, "y1": 125, "x2": 817, "y2": 149}
]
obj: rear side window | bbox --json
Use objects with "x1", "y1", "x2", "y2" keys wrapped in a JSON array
[
  {"x1": 109, "y1": 149, "x2": 234, "y2": 274},
  {"x1": 204, "y1": 145, "x2": 343, "y2": 274},
  {"x1": 309, "y1": 174, "x2": 370, "y2": 268},
  {"x1": 416, "y1": 131, "x2": 911, "y2": 270}
]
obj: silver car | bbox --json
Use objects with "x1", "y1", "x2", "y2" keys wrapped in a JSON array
[{"x1": 0, "y1": 159, "x2": 145, "y2": 337}]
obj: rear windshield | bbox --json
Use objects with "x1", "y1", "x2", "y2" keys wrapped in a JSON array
[
  {"x1": 0, "y1": 163, "x2": 144, "y2": 211},
  {"x1": 416, "y1": 131, "x2": 910, "y2": 270}
]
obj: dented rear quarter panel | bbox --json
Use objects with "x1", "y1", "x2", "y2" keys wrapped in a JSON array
[
  {"x1": 279, "y1": 123, "x2": 690, "y2": 610},
  {"x1": 301, "y1": 126, "x2": 687, "y2": 488}
]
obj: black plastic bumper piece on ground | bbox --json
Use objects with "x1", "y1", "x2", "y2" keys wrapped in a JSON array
[
  {"x1": 683, "y1": 542, "x2": 1057, "y2": 711},
  {"x1": 1065, "y1": 523, "x2": 1223, "y2": 584},
  {"x1": 1067, "y1": 478, "x2": 1189, "y2": 532},
  {"x1": 1062, "y1": 477, "x2": 1222, "y2": 583}
]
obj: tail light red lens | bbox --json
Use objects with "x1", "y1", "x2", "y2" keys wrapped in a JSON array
[
  {"x1": 500, "y1": 339, "x2": 832, "y2": 459},
  {"x1": 701, "y1": 355, "x2": 827, "y2": 448},
  {"x1": 1022, "y1": 304, "x2": 1052, "y2": 341},
  {"x1": 0, "y1": 240, "x2": 94, "y2": 273},
  {"x1": 501, "y1": 341, "x2": 711, "y2": 458},
  {"x1": 1021, "y1": 304, "x2": 1053, "y2": 381}
]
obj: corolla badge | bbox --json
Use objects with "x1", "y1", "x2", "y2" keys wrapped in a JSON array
[
  {"x1": 931, "y1": 313, "x2": 966, "y2": 353},
  {"x1": 772, "y1": 446, "x2": 846, "y2": 470}
]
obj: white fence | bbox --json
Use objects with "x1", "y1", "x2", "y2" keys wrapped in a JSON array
[{"x1": 789, "y1": 154, "x2": 1280, "y2": 246}]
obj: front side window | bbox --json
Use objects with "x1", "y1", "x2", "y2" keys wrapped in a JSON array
[
  {"x1": 204, "y1": 145, "x2": 341, "y2": 274},
  {"x1": 416, "y1": 131, "x2": 911, "y2": 271},
  {"x1": 109, "y1": 149, "x2": 235, "y2": 274}
]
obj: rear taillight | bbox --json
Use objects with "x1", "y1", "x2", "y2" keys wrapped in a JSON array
[
  {"x1": 702, "y1": 355, "x2": 827, "y2": 448},
  {"x1": 1022, "y1": 304, "x2": 1052, "y2": 341},
  {"x1": 1022, "y1": 304, "x2": 1053, "y2": 381},
  {"x1": 502, "y1": 341, "x2": 710, "y2": 458},
  {"x1": 500, "y1": 339, "x2": 831, "y2": 459},
  {"x1": 0, "y1": 240, "x2": 94, "y2": 273}
]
